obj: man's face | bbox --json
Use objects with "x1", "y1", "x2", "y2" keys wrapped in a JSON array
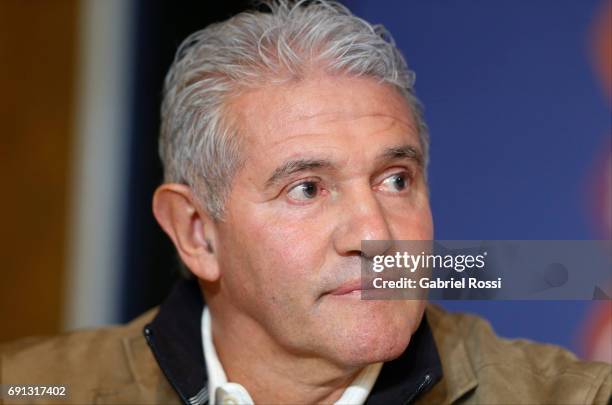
[{"x1": 212, "y1": 73, "x2": 433, "y2": 368}]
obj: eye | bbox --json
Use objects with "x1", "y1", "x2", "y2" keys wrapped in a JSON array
[
  {"x1": 379, "y1": 172, "x2": 411, "y2": 193},
  {"x1": 287, "y1": 181, "x2": 320, "y2": 201}
]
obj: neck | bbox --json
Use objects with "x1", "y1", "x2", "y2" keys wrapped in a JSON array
[{"x1": 206, "y1": 301, "x2": 363, "y2": 404}]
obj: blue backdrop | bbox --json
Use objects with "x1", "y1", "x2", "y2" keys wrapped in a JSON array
[{"x1": 345, "y1": 0, "x2": 610, "y2": 354}]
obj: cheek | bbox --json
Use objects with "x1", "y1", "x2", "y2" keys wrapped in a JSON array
[
  {"x1": 256, "y1": 216, "x2": 329, "y2": 278},
  {"x1": 387, "y1": 199, "x2": 433, "y2": 240},
  {"x1": 225, "y1": 207, "x2": 333, "y2": 293}
]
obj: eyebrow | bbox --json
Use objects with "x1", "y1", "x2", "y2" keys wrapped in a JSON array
[
  {"x1": 377, "y1": 144, "x2": 424, "y2": 168},
  {"x1": 265, "y1": 158, "x2": 335, "y2": 189},
  {"x1": 264, "y1": 144, "x2": 423, "y2": 189}
]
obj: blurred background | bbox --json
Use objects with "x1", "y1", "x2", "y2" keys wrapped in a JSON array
[{"x1": 0, "y1": 0, "x2": 610, "y2": 361}]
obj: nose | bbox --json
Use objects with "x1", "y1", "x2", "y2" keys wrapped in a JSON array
[{"x1": 332, "y1": 183, "x2": 393, "y2": 259}]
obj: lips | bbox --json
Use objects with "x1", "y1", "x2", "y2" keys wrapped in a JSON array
[{"x1": 328, "y1": 279, "x2": 371, "y2": 296}]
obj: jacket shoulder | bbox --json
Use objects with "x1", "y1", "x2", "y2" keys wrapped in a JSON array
[
  {"x1": 0, "y1": 308, "x2": 178, "y2": 404},
  {"x1": 425, "y1": 304, "x2": 611, "y2": 404}
]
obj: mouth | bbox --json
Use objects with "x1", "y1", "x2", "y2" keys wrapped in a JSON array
[{"x1": 328, "y1": 279, "x2": 372, "y2": 296}]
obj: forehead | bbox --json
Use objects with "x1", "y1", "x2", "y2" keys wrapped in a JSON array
[{"x1": 228, "y1": 74, "x2": 419, "y2": 163}]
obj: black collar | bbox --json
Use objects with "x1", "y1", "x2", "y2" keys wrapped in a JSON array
[{"x1": 144, "y1": 279, "x2": 442, "y2": 405}]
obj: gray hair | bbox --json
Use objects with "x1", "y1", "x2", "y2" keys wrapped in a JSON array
[{"x1": 159, "y1": 0, "x2": 429, "y2": 220}]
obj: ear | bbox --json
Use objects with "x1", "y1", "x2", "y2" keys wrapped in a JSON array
[{"x1": 152, "y1": 183, "x2": 220, "y2": 282}]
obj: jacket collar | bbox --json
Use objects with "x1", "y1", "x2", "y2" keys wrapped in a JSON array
[
  {"x1": 425, "y1": 305, "x2": 479, "y2": 403},
  {"x1": 144, "y1": 278, "x2": 443, "y2": 405},
  {"x1": 144, "y1": 278, "x2": 206, "y2": 405}
]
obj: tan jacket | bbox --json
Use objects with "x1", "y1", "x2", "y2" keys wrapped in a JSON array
[{"x1": 1, "y1": 281, "x2": 610, "y2": 404}]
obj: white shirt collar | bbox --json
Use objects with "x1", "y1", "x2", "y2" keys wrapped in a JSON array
[{"x1": 202, "y1": 307, "x2": 382, "y2": 405}]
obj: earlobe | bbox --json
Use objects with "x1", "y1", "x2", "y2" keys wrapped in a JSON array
[{"x1": 152, "y1": 184, "x2": 220, "y2": 282}]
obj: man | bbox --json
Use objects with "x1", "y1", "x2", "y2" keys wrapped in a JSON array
[{"x1": 2, "y1": 1, "x2": 610, "y2": 404}]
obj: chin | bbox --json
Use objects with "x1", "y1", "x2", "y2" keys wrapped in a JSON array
[{"x1": 324, "y1": 300, "x2": 425, "y2": 367}]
